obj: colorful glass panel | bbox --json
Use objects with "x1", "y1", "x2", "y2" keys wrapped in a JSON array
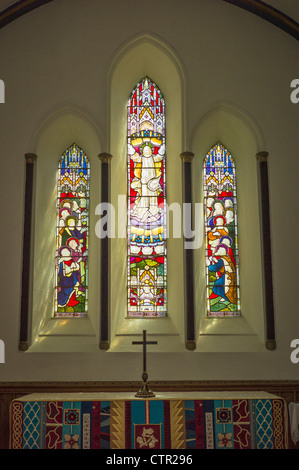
[
  {"x1": 204, "y1": 143, "x2": 240, "y2": 317},
  {"x1": 127, "y1": 77, "x2": 167, "y2": 317},
  {"x1": 54, "y1": 143, "x2": 90, "y2": 317}
]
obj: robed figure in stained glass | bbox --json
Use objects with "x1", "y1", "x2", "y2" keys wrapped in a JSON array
[
  {"x1": 204, "y1": 143, "x2": 240, "y2": 317},
  {"x1": 127, "y1": 77, "x2": 167, "y2": 317},
  {"x1": 129, "y1": 140, "x2": 165, "y2": 225},
  {"x1": 55, "y1": 144, "x2": 90, "y2": 317}
]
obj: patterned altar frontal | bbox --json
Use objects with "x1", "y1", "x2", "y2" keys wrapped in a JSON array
[{"x1": 9, "y1": 393, "x2": 288, "y2": 449}]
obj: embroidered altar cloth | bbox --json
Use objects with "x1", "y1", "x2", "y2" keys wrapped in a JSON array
[{"x1": 9, "y1": 391, "x2": 288, "y2": 449}]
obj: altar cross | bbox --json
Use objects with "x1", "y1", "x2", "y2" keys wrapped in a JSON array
[{"x1": 132, "y1": 330, "x2": 158, "y2": 397}]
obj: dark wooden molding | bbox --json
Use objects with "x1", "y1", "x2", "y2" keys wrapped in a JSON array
[
  {"x1": 19, "y1": 153, "x2": 37, "y2": 352},
  {"x1": 98, "y1": 153, "x2": 113, "y2": 351},
  {"x1": 180, "y1": 152, "x2": 196, "y2": 351},
  {"x1": 256, "y1": 151, "x2": 276, "y2": 351},
  {"x1": 1, "y1": 0, "x2": 298, "y2": 41},
  {"x1": 223, "y1": 0, "x2": 299, "y2": 41},
  {"x1": 0, "y1": 0, "x2": 53, "y2": 29},
  {"x1": 1, "y1": 379, "x2": 299, "y2": 393}
]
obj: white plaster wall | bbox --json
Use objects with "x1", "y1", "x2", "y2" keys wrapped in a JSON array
[{"x1": 0, "y1": 0, "x2": 298, "y2": 381}]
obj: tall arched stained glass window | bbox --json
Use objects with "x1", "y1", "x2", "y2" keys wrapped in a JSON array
[
  {"x1": 127, "y1": 77, "x2": 167, "y2": 317},
  {"x1": 54, "y1": 143, "x2": 90, "y2": 318},
  {"x1": 204, "y1": 143, "x2": 240, "y2": 317}
]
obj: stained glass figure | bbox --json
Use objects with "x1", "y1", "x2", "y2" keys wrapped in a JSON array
[
  {"x1": 204, "y1": 143, "x2": 240, "y2": 317},
  {"x1": 54, "y1": 144, "x2": 90, "y2": 317},
  {"x1": 127, "y1": 77, "x2": 167, "y2": 317}
]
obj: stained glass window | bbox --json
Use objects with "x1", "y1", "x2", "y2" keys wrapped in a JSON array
[
  {"x1": 127, "y1": 77, "x2": 167, "y2": 317},
  {"x1": 54, "y1": 143, "x2": 90, "y2": 317},
  {"x1": 204, "y1": 143, "x2": 240, "y2": 317}
]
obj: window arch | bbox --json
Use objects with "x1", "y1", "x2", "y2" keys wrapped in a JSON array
[
  {"x1": 204, "y1": 143, "x2": 240, "y2": 317},
  {"x1": 108, "y1": 34, "x2": 185, "y2": 350},
  {"x1": 127, "y1": 77, "x2": 167, "y2": 317},
  {"x1": 54, "y1": 143, "x2": 90, "y2": 318}
]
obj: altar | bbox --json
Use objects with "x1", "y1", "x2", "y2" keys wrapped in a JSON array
[{"x1": 9, "y1": 391, "x2": 288, "y2": 449}]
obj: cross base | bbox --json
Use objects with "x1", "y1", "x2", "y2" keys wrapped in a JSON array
[{"x1": 135, "y1": 381, "x2": 155, "y2": 398}]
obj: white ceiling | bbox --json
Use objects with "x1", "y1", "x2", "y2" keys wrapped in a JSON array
[{"x1": 0, "y1": 0, "x2": 298, "y2": 23}]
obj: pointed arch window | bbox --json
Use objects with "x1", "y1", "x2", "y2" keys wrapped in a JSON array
[
  {"x1": 204, "y1": 143, "x2": 240, "y2": 317},
  {"x1": 127, "y1": 77, "x2": 167, "y2": 317},
  {"x1": 54, "y1": 143, "x2": 90, "y2": 318}
]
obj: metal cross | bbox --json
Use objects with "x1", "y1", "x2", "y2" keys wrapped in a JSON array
[{"x1": 132, "y1": 330, "x2": 157, "y2": 397}]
